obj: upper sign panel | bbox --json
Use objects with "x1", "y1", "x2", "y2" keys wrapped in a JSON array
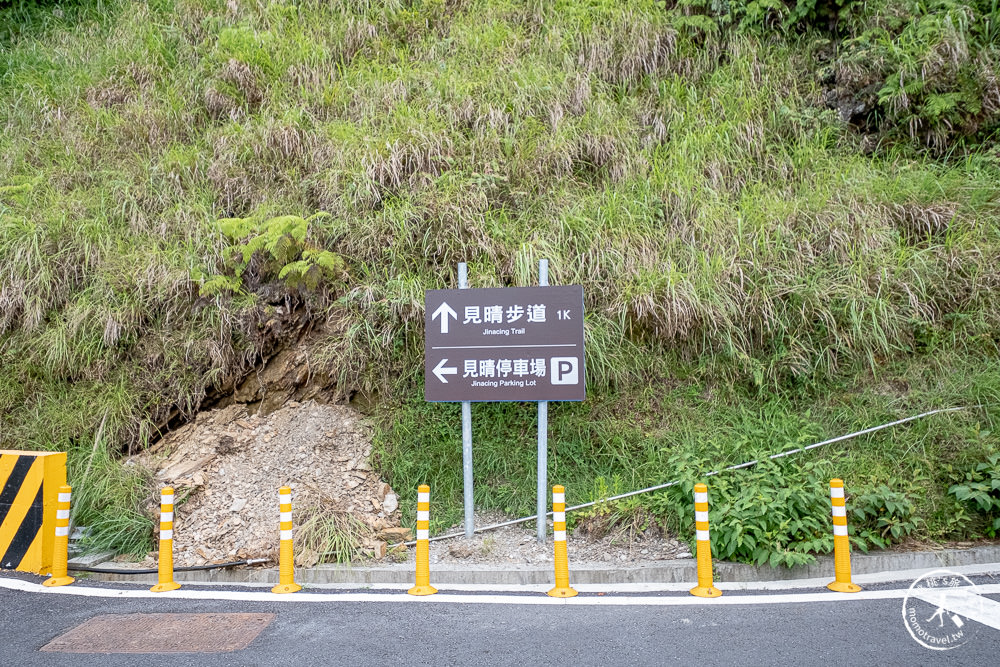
[{"x1": 424, "y1": 286, "x2": 586, "y2": 402}]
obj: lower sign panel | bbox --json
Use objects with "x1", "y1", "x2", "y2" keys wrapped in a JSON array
[{"x1": 425, "y1": 350, "x2": 585, "y2": 402}]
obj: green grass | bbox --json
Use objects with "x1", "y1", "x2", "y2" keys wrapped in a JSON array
[
  {"x1": 0, "y1": 0, "x2": 998, "y2": 560},
  {"x1": 377, "y1": 350, "x2": 999, "y2": 537}
]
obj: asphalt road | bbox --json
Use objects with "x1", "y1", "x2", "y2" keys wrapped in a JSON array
[{"x1": 2, "y1": 579, "x2": 998, "y2": 665}]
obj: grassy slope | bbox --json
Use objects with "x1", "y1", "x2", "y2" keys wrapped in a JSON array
[{"x1": 0, "y1": 0, "x2": 998, "y2": 559}]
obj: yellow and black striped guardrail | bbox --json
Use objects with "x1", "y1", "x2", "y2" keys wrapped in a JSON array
[{"x1": 0, "y1": 450, "x2": 67, "y2": 574}]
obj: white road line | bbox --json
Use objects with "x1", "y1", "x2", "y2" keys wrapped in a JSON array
[
  {"x1": 912, "y1": 589, "x2": 1000, "y2": 632},
  {"x1": 3, "y1": 577, "x2": 999, "y2": 607},
  {"x1": 22, "y1": 564, "x2": 1000, "y2": 595}
]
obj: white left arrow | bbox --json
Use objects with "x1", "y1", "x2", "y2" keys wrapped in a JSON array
[
  {"x1": 433, "y1": 358, "x2": 458, "y2": 383},
  {"x1": 432, "y1": 301, "x2": 458, "y2": 334}
]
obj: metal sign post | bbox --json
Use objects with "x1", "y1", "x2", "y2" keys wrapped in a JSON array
[
  {"x1": 459, "y1": 263, "x2": 474, "y2": 538},
  {"x1": 537, "y1": 260, "x2": 548, "y2": 543}
]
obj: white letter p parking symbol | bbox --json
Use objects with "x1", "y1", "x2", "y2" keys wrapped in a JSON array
[{"x1": 550, "y1": 357, "x2": 579, "y2": 385}]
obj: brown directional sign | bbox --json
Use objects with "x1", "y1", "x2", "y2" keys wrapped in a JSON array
[{"x1": 424, "y1": 286, "x2": 586, "y2": 402}]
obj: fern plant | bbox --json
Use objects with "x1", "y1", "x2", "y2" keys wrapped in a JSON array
[{"x1": 196, "y1": 212, "x2": 346, "y2": 296}]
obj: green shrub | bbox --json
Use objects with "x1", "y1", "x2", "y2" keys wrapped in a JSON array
[
  {"x1": 850, "y1": 484, "x2": 920, "y2": 548},
  {"x1": 668, "y1": 0, "x2": 1000, "y2": 151},
  {"x1": 842, "y1": 0, "x2": 1000, "y2": 151},
  {"x1": 648, "y1": 456, "x2": 922, "y2": 566},
  {"x1": 667, "y1": 460, "x2": 833, "y2": 567},
  {"x1": 948, "y1": 453, "x2": 1000, "y2": 537}
]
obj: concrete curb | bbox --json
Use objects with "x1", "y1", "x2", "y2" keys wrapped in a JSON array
[{"x1": 76, "y1": 544, "x2": 1000, "y2": 587}]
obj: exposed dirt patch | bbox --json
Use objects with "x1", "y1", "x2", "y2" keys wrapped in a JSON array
[{"x1": 132, "y1": 400, "x2": 400, "y2": 567}]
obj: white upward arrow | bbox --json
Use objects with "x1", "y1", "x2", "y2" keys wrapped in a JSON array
[
  {"x1": 431, "y1": 301, "x2": 458, "y2": 334},
  {"x1": 433, "y1": 358, "x2": 458, "y2": 383}
]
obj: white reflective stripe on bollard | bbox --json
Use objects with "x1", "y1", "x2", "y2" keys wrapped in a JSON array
[
  {"x1": 56, "y1": 509, "x2": 70, "y2": 520},
  {"x1": 280, "y1": 530, "x2": 293, "y2": 540},
  {"x1": 160, "y1": 512, "x2": 173, "y2": 522},
  {"x1": 695, "y1": 510, "x2": 708, "y2": 522},
  {"x1": 696, "y1": 530, "x2": 710, "y2": 541},
  {"x1": 280, "y1": 512, "x2": 292, "y2": 522},
  {"x1": 159, "y1": 530, "x2": 173, "y2": 540},
  {"x1": 833, "y1": 525, "x2": 848, "y2": 536},
  {"x1": 553, "y1": 530, "x2": 566, "y2": 541},
  {"x1": 832, "y1": 506, "x2": 846, "y2": 517},
  {"x1": 58, "y1": 493, "x2": 71, "y2": 502},
  {"x1": 55, "y1": 526, "x2": 69, "y2": 537},
  {"x1": 830, "y1": 487, "x2": 844, "y2": 498},
  {"x1": 694, "y1": 492, "x2": 708, "y2": 503},
  {"x1": 417, "y1": 510, "x2": 429, "y2": 521}
]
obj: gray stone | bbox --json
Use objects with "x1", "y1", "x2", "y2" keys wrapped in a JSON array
[
  {"x1": 67, "y1": 550, "x2": 115, "y2": 568},
  {"x1": 382, "y1": 493, "x2": 398, "y2": 514}
]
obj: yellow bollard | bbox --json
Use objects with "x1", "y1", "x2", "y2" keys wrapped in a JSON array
[
  {"x1": 547, "y1": 484, "x2": 578, "y2": 598},
  {"x1": 408, "y1": 484, "x2": 437, "y2": 596},
  {"x1": 689, "y1": 483, "x2": 722, "y2": 598},
  {"x1": 150, "y1": 487, "x2": 181, "y2": 592},
  {"x1": 827, "y1": 478, "x2": 861, "y2": 593},
  {"x1": 43, "y1": 485, "x2": 74, "y2": 587},
  {"x1": 272, "y1": 486, "x2": 302, "y2": 594}
]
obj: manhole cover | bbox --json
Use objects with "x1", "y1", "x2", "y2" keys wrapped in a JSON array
[{"x1": 40, "y1": 613, "x2": 275, "y2": 653}]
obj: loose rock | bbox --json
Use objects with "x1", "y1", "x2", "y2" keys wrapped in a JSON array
[
  {"x1": 133, "y1": 401, "x2": 401, "y2": 567},
  {"x1": 382, "y1": 493, "x2": 398, "y2": 514}
]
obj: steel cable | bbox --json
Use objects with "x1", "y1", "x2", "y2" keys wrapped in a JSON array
[{"x1": 394, "y1": 405, "x2": 981, "y2": 547}]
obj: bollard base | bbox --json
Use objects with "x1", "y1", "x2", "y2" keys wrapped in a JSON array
[
  {"x1": 43, "y1": 575, "x2": 75, "y2": 587},
  {"x1": 150, "y1": 581, "x2": 181, "y2": 592},
  {"x1": 689, "y1": 585, "x2": 723, "y2": 598},
  {"x1": 827, "y1": 581, "x2": 861, "y2": 593},
  {"x1": 408, "y1": 584, "x2": 438, "y2": 596},
  {"x1": 272, "y1": 582, "x2": 302, "y2": 594},
  {"x1": 547, "y1": 586, "x2": 578, "y2": 598}
]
